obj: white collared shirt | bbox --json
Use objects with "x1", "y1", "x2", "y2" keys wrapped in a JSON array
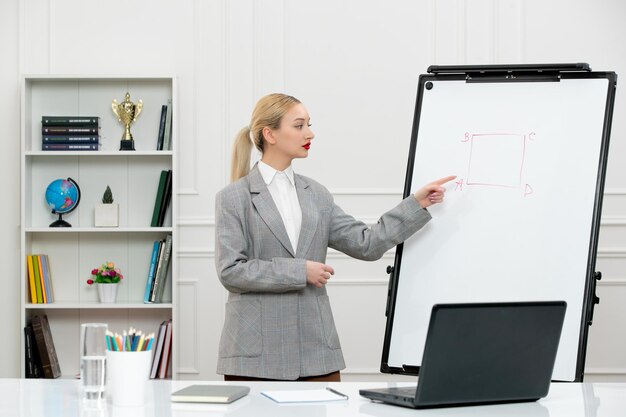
[{"x1": 257, "y1": 161, "x2": 302, "y2": 253}]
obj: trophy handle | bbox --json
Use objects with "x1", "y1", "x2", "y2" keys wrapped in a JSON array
[
  {"x1": 112, "y1": 100, "x2": 120, "y2": 120},
  {"x1": 134, "y1": 99, "x2": 144, "y2": 120}
]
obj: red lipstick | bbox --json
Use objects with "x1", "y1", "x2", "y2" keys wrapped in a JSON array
[{"x1": 303, "y1": 143, "x2": 310, "y2": 150}]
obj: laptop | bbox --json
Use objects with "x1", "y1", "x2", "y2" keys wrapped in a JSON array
[{"x1": 360, "y1": 301, "x2": 566, "y2": 408}]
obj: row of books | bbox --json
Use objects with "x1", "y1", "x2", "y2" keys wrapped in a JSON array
[
  {"x1": 25, "y1": 315, "x2": 174, "y2": 380},
  {"x1": 27, "y1": 238, "x2": 172, "y2": 305},
  {"x1": 38, "y1": 104, "x2": 173, "y2": 152},
  {"x1": 151, "y1": 169, "x2": 173, "y2": 227},
  {"x1": 144, "y1": 235, "x2": 173, "y2": 303},
  {"x1": 26, "y1": 255, "x2": 54, "y2": 304},
  {"x1": 157, "y1": 100, "x2": 173, "y2": 150},
  {"x1": 41, "y1": 116, "x2": 101, "y2": 151},
  {"x1": 24, "y1": 315, "x2": 62, "y2": 378},
  {"x1": 150, "y1": 319, "x2": 173, "y2": 379}
]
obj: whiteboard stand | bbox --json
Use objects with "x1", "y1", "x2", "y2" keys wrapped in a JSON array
[{"x1": 381, "y1": 63, "x2": 616, "y2": 382}]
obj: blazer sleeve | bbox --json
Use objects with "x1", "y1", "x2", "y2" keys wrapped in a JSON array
[
  {"x1": 215, "y1": 189, "x2": 307, "y2": 294},
  {"x1": 328, "y1": 195, "x2": 432, "y2": 261}
]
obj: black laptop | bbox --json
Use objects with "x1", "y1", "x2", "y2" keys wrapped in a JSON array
[{"x1": 360, "y1": 301, "x2": 567, "y2": 409}]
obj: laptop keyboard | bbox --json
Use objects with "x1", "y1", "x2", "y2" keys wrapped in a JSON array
[{"x1": 384, "y1": 387, "x2": 416, "y2": 398}]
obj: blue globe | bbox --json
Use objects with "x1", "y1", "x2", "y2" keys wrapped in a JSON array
[
  {"x1": 46, "y1": 178, "x2": 81, "y2": 228},
  {"x1": 45, "y1": 178, "x2": 80, "y2": 214}
]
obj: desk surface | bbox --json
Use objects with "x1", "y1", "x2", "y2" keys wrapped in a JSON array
[{"x1": 1, "y1": 379, "x2": 624, "y2": 417}]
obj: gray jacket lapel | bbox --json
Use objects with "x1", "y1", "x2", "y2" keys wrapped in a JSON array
[
  {"x1": 249, "y1": 165, "x2": 296, "y2": 257},
  {"x1": 295, "y1": 175, "x2": 318, "y2": 258}
]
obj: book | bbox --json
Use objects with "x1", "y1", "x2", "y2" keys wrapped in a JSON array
[
  {"x1": 42, "y1": 143, "x2": 98, "y2": 151},
  {"x1": 150, "y1": 170, "x2": 168, "y2": 227},
  {"x1": 149, "y1": 239, "x2": 167, "y2": 302},
  {"x1": 26, "y1": 255, "x2": 37, "y2": 303},
  {"x1": 24, "y1": 324, "x2": 43, "y2": 378},
  {"x1": 31, "y1": 315, "x2": 61, "y2": 378},
  {"x1": 157, "y1": 170, "x2": 173, "y2": 227},
  {"x1": 42, "y1": 126, "x2": 99, "y2": 135},
  {"x1": 24, "y1": 325, "x2": 35, "y2": 378},
  {"x1": 32, "y1": 255, "x2": 43, "y2": 303},
  {"x1": 41, "y1": 116, "x2": 100, "y2": 126},
  {"x1": 143, "y1": 241, "x2": 162, "y2": 303},
  {"x1": 36, "y1": 256, "x2": 47, "y2": 304},
  {"x1": 43, "y1": 135, "x2": 99, "y2": 144},
  {"x1": 171, "y1": 385, "x2": 250, "y2": 404},
  {"x1": 163, "y1": 99, "x2": 173, "y2": 151},
  {"x1": 40, "y1": 255, "x2": 54, "y2": 303},
  {"x1": 158, "y1": 320, "x2": 173, "y2": 379},
  {"x1": 156, "y1": 105, "x2": 167, "y2": 150},
  {"x1": 152, "y1": 234, "x2": 173, "y2": 303},
  {"x1": 150, "y1": 321, "x2": 168, "y2": 379}
]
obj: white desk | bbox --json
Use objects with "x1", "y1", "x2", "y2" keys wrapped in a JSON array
[{"x1": 1, "y1": 379, "x2": 624, "y2": 417}]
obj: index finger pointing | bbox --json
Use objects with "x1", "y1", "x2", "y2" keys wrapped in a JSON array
[{"x1": 433, "y1": 175, "x2": 457, "y2": 186}]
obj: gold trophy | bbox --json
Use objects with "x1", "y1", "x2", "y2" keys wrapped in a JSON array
[{"x1": 112, "y1": 92, "x2": 143, "y2": 151}]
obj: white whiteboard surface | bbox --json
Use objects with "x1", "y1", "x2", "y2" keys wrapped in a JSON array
[{"x1": 387, "y1": 77, "x2": 610, "y2": 382}]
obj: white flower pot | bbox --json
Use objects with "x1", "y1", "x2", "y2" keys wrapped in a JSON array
[
  {"x1": 97, "y1": 283, "x2": 118, "y2": 303},
  {"x1": 95, "y1": 203, "x2": 119, "y2": 227}
]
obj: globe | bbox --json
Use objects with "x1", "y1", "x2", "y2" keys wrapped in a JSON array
[{"x1": 45, "y1": 178, "x2": 81, "y2": 227}]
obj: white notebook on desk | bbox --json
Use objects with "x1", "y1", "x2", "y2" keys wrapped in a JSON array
[{"x1": 261, "y1": 387, "x2": 349, "y2": 403}]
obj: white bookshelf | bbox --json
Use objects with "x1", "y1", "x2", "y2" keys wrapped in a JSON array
[{"x1": 20, "y1": 76, "x2": 177, "y2": 379}]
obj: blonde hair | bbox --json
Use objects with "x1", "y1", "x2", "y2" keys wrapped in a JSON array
[{"x1": 230, "y1": 93, "x2": 301, "y2": 182}]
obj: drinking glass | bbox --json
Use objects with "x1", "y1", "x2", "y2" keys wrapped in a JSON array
[{"x1": 80, "y1": 323, "x2": 108, "y2": 400}]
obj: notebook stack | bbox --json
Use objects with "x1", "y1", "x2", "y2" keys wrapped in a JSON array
[{"x1": 41, "y1": 116, "x2": 100, "y2": 151}]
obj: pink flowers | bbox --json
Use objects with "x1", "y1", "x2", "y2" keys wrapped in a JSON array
[{"x1": 87, "y1": 262, "x2": 124, "y2": 285}]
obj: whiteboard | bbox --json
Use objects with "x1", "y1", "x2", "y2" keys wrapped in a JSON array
[{"x1": 383, "y1": 73, "x2": 615, "y2": 382}]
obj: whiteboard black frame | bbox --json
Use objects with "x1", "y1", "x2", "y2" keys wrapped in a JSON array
[{"x1": 380, "y1": 64, "x2": 617, "y2": 382}]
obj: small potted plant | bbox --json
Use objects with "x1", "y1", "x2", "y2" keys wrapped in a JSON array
[
  {"x1": 87, "y1": 262, "x2": 124, "y2": 303},
  {"x1": 95, "y1": 185, "x2": 119, "y2": 227}
]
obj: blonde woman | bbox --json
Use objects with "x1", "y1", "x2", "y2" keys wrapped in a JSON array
[{"x1": 215, "y1": 93, "x2": 455, "y2": 381}]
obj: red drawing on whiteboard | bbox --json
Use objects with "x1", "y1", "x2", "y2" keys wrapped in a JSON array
[
  {"x1": 524, "y1": 184, "x2": 534, "y2": 196},
  {"x1": 455, "y1": 178, "x2": 464, "y2": 191},
  {"x1": 460, "y1": 132, "x2": 535, "y2": 196}
]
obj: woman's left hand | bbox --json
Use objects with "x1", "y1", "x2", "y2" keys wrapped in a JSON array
[{"x1": 414, "y1": 175, "x2": 456, "y2": 208}]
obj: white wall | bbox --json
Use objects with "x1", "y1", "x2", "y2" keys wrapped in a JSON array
[{"x1": 1, "y1": 0, "x2": 625, "y2": 381}]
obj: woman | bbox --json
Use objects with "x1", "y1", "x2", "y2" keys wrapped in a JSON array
[{"x1": 215, "y1": 93, "x2": 455, "y2": 381}]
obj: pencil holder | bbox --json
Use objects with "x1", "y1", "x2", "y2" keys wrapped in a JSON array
[{"x1": 106, "y1": 350, "x2": 151, "y2": 407}]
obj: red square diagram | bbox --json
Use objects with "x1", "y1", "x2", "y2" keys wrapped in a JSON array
[{"x1": 467, "y1": 134, "x2": 526, "y2": 188}]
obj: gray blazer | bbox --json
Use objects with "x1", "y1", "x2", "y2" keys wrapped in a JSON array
[{"x1": 215, "y1": 164, "x2": 432, "y2": 379}]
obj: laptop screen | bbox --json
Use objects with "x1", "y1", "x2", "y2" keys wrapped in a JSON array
[{"x1": 414, "y1": 301, "x2": 567, "y2": 407}]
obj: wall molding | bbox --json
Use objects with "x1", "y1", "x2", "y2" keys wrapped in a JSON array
[
  {"x1": 327, "y1": 188, "x2": 403, "y2": 196},
  {"x1": 342, "y1": 367, "x2": 383, "y2": 375},
  {"x1": 175, "y1": 209, "x2": 626, "y2": 229},
  {"x1": 179, "y1": 216, "x2": 215, "y2": 226},
  {"x1": 329, "y1": 278, "x2": 389, "y2": 286},
  {"x1": 179, "y1": 249, "x2": 213, "y2": 258},
  {"x1": 177, "y1": 276, "x2": 200, "y2": 284},
  {"x1": 585, "y1": 367, "x2": 626, "y2": 376},
  {"x1": 597, "y1": 248, "x2": 626, "y2": 258},
  {"x1": 603, "y1": 189, "x2": 626, "y2": 195},
  {"x1": 176, "y1": 277, "x2": 199, "y2": 378},
  {"x1": 601, "y1": 217, "x2": 626, "y2": 226},
  {"x1": 177, "y1": 247, "x2": 626, "y2": 261},
  {"x1": 176, "y1": 367, "x2": 200, "y2": 375},
  {"x1": 597, "y1": 279, "x2": 626, "y2": 286}
]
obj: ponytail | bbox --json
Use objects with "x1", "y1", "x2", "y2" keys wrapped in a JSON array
[
  {"x1": 230, "y1": 93, "x2": 301, "y2": 182},
  {"x1": 230, "y1": 127, "x2": 253, "y2": 182}
]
